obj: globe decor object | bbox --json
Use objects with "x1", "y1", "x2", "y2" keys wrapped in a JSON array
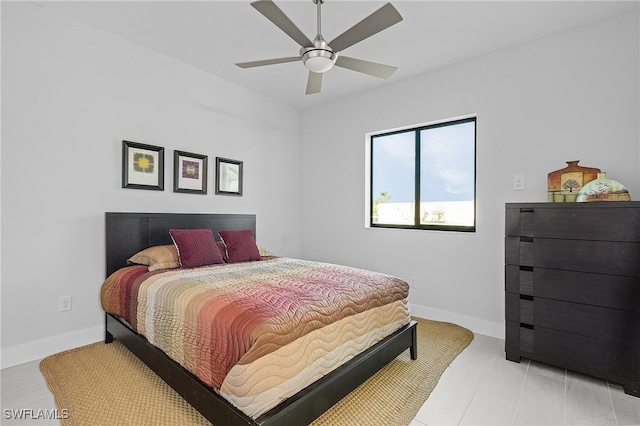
[
  {"x1": 548, "y1": 160, "x2": 601, "y2": 202},
  {"x1": 576, "y1": 172, "x2": 631, "y2": 202}
]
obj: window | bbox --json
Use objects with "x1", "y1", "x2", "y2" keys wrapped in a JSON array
[{"x1": 367, "y1": 116, "x2": 476, "y2": 232}]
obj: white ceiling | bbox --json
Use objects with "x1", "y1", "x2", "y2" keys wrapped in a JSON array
[{"x1": 33, "y1": 1, "x2": 639, "y2": 110}]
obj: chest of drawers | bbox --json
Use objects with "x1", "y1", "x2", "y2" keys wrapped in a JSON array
[{"x1": 505, "y1": 202, "x2": 640, "y2": 397}]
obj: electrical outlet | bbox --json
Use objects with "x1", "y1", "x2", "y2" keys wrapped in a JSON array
[
  {"x1": 409, "y1": 276, "x2": 417, "y2": 288},
  {"x1": 514, "y1": 174, "x2": 525, "y2": 191},
  {"x1": 59, "y1": 296, "x2": 72, "y2": 312}
]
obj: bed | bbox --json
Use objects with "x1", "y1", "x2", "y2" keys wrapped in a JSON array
[{"x1": 102, "y1": 212, "x2": 417, "y2": 425}]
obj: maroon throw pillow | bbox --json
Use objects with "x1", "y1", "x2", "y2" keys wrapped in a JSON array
[
  {"x1": 218, "y1": 230, "x2": 261, "y2": 263},
  {"x1": 169, "y1": 229, "x2": 224, "y2": 268}
]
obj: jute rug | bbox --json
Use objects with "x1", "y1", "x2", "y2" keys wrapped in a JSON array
[{"x1": 40, "y1": 317, "x2": 473, "y2": 426}]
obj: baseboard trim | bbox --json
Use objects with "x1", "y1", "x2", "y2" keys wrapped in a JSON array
[
  {"x1": 1, "y1": 325, "x2": 104, "y2": 369},
  {"x1": 409, "y1": 303, "x2": 504, "y2": 340}
]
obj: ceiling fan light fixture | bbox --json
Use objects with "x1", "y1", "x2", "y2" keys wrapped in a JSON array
[
  {"x1": 239, "y1": 0, "x2": 403, "y2": 94},
  {"x1": 301, "y1": 48, "x2": 337, "y2": 73}
]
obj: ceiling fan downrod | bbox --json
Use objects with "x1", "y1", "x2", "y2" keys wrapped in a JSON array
[
  {"x1": 300, "y1": 0, "x2": 337, "y2": 74},
  {"x1": 315, "y1": 0, "x2": 323, "y2": 36}
]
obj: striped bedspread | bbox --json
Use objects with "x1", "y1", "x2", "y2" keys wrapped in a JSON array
[{"x1": 101, "y1": 257, "x2": 410, "y2": 418}]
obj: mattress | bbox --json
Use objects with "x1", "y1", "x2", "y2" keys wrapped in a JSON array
[{"x1": 101, "y1": 256, "x2": 410, "y2": 418}]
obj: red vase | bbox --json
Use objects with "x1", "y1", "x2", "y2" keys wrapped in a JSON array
[{"x1": 547, "y1": 161, "x2": 601, "y2": 202}]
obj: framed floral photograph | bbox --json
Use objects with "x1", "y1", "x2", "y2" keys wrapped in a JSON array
[
  {"x1": 174, "y1": 150, "x2": 207, "y2": 194},
  {"x1": 122, "y1": 140, "x2": 164, "y2": 190},
  {"x1": 215, "y1": 157, "x2": 243, "y2": 196}
]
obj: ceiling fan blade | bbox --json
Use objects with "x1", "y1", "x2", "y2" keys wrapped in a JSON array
[
  {"x1": 306, "y1": 71, "x2": 322, "y2": 95},
  {"x1": 251, "y1": 0, "x2": 313, "y2": 48},
  {"x1": 235, "y1": 57, "x2": 300, "y2": 68},
  {"x1": 335, "y1": 56, "x2": 397, "y2": 79},
  {"x1": 329, "y1": 3, "x2": 402, "y2": 53}
]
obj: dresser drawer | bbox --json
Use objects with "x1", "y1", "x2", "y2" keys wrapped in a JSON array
[
  {"x1": 505, "y1": 320, "x2": 534, "y2": 355},
  {"x1": 506, "y1": 320, "x2": 640, "y2": 386},
  {"x1": 505, "y1": 237, "x2": 533, "y2": 266},
  {"x1": 508, "y1": 236, "x2": 640, "y2": 276},
  {"x1": 506, "y1": 208, "x2": 534, "y2": 237},
  {"x1": 534, "y1": 268, "x2": 640, "y2": 312},
  {"x1": 505, "y1": 295, "x2": 640, "y2": 343},
  {"x1": 533, "y1": 206, "x2": 640, "y2": 242},
  {"x1": 533, "y1": 298, "x2": 640, "y2": 344},
  {"x1": 506, "y1": 204, "x2": 640, "y2": 242},
  {"x1": 505, "y1": 266, "x2": 640, "y2": 312},
  {"x1": 534, "y1": 239, "x2": 640, "y2": 277},
  {"x1": 505, "y1": 265, "x2": 533, "y2": 295},
  {"x1": 505, "y1": 292, "x2": 534, "y2": 325}
]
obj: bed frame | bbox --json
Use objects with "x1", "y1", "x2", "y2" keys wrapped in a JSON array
[{"x1": 104, "y1": 212, "x2": 418, "y2": 426}]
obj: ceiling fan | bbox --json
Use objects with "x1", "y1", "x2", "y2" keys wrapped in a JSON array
[{"x1": 235, "y1": 0, "x2": 403, "y2": 95}]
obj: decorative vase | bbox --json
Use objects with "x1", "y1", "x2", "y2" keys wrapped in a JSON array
[
  {"x1": 576, "y1": 172, "x2": 631, "y2": 202},
  {"x1": 547, "y1": 160, "x2": 601, "y2": 202}
]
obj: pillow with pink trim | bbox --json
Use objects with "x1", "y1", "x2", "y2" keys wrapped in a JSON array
[
  {"x1": 127, "y1": 244, "x2": 179, "y2": 271},
  {"x1": 169, "y1": 229, "x2": 225, "y2": 268},
  {"x1": 218, "y1": 230, "x2": 262, "y2": 263},
  {"x1": 216, "y1": 240, "x2": 228, "y2": 262}
]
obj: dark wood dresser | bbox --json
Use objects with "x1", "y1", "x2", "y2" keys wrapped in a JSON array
[{"x1": 505, "y1": 202, "x2": 640, "y2": 397}]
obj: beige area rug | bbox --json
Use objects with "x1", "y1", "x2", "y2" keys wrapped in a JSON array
[{"x1": 40, "y1": 317, "x2": 473, "y2": 426}]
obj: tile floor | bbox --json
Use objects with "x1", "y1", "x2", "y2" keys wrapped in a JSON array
[
  {"x1": 411, "y1": 334, "x2": 640, "y2": 426},
  {"x1": 1, "y1": 360, "x2": 58, "y2": 426},
  {"x1": 1, "y1": 333, "x2": 638, "y2": 425}
]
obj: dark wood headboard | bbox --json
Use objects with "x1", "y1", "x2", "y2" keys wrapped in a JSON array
[{"x1": 105, "y1": 212, "x2": 256, "y2": 278}]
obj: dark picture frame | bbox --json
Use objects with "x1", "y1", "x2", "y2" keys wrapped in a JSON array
[
  {"x1": 215, "y1": 157, "x2": 243, "y2": 196},
  {"x1": 122, "y1": 140, "x2": 164, "y2": 191},
  {"x1": 173, "y1": 150, "x2": 208, "y2": 194}
]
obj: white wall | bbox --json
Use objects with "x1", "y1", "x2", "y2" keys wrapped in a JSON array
[
  {"x1": 1, "y1": 3, "x2": 302, "y2": 367},
  {"x1": 299, "y1": 12, "x2": 640, "y2": 338}
]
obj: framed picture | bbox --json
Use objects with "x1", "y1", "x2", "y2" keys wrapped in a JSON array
[
  {"x1": 122, "y1": 140, "x2": 164, "y2": 190},
  {"x1": 215, "y1": 157, "x2": 243, "y2": 196},
  {"x1": 174, "y1": 150, "x2": 207, "y2": 194}
]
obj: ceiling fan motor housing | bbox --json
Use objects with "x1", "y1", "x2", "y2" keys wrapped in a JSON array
[{"x1": 300, "y1": 35, "x2": 337, "y2": 73}]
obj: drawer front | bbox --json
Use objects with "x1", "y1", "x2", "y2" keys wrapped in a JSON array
[
  {"x1": 505, "y1": 321, "x2": 535, "y2": 355},
  {"x1": 506, "y1": 295, "x2": 640, "y2": 343},
  {"x1": 505, "y1": 237, "x2": 533, "y2": 267},
  {"x1": 505, "y1": 321, "x2": 532, "y2": 355},
  {"x1": 505, "y1": 237, "x2": 519, "y2": 265},
  {"x1": 520, "y1": 326, "x2": 534, "y2": 353},
  {"x1": 534, "y1": 268, "x2": 640, "y2": 312},
  {"x1": 505, "y1": 265, "x2": 534, "y2": 296},
  {"x1": 534, "y1": 239, "x2": 640, "y2": 277},
  {"x1": 505, "y1": 292, "x2": 520, "y2": 322},
  {"x1": 505, "y1": 293, "x2": 534, "y2": 325},
  {"x1": 505, "y1": 208, "x2": 521, "y2": 237},
  {"x1": 505, "y1": 320, "x2": 521, "y2": 354},
  {"x1": 506, "y1": 208, "x2": 535, "y2": 237},
  {"x1": 534, "y1": 298, "x2": 640, "y2": 344},
  {"x1": 533, "y1": 206, "x2": 640, "y2": 242},
  {"x1": 505, "y1": 321, "x2": 640, "y2": 386},
  {"x1": 520, "y1": 299, "x2": 534, "y2": 324},
  {"x1": 526, "y1": 326, "x2": 639, "y2": 386},
  {"x1": 508, "y1": 266, "x2": 640, "y2": 312}
]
